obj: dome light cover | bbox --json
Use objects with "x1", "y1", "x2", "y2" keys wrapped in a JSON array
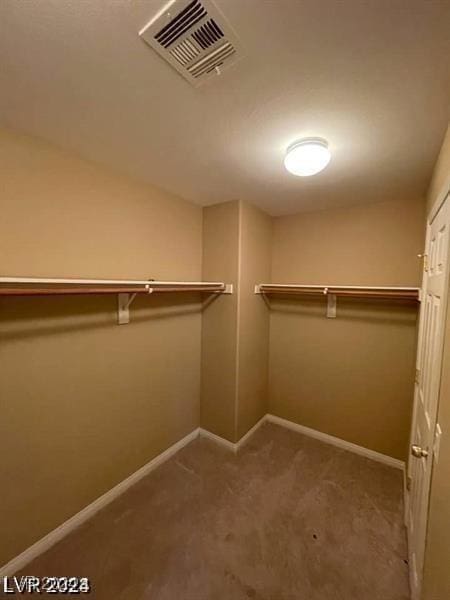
[{"x1": 284, "y1": 138, "x2": 331, "y2": 176}]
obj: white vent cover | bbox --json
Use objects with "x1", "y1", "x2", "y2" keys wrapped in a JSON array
[{"x1": 139, "y1": 0, "x2": 242, "y2": 86}]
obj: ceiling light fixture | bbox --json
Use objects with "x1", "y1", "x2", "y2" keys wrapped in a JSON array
[{"x1": 284, "y1": 138, "x2": 331, "y2": 176}]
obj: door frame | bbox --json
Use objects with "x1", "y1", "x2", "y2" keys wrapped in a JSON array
[{"x1": 406, "y1": 181, "x2": 450, "y2": 600}]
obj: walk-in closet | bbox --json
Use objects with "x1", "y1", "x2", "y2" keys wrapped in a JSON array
[{"x1": 1, "y1": 1, "x2": 450, "y2": 599}]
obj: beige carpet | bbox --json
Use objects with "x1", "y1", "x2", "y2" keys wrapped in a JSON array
[{"x1": 11, "y1": 423, "x2": 410, "y2": 599}]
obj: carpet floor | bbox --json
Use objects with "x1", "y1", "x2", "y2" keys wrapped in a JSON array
[{"x1": 11, "y1": 422, "x2": 410, "y2": 599}]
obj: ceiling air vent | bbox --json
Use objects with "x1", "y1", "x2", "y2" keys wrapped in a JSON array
[{"x1": 139, "y1": 0, "x2": 242, "y2": 86}]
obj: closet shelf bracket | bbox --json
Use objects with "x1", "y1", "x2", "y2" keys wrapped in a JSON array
[
  {"x1": 118, "y1": 291, "x2": 148, "y2": 325},
  {"x1": 326, "y1": 292, "x2": 337, "y2": 318}
]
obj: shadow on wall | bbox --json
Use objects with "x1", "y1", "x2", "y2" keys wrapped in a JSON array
[
  {"x1": 0, "y1": 293, "x2": 207, "y2": 343},
  {"x1": 268, "y1": 295, "x2": 419, "y2": 326}
]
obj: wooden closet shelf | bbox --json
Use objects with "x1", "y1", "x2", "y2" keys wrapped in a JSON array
[
  {"x1": 255, "y1": 284, "x2": 420, "y2": 301},
  {"x1": 0, "y1": 278, "x2": 231, "y2": 297}
]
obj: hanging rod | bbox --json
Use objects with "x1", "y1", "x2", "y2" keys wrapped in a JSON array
[
  {"x1": 255, "y1": 283, "x2": 420, "y2": 300},
  {"x1": 0, "y1": 278, "x2": 233, "y2": 326},
  {"x1": 0, "y1": 277, "x2": 232, "y2": 296},
  {"x1": 255, "y1": 284, "x2": 419, "y2": 317}
]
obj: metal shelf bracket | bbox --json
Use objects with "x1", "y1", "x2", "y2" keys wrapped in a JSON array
[
  {"x1": 118, "y1": 288, "x2": 153, "y2": 325},
  {"x1": 326, "y1": 292, "x2": 337, "y2": 318}
]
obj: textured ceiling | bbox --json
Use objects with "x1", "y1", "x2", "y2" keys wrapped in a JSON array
[{"x1": 0, "y1": 0, "x2": 449, "y2": 215}]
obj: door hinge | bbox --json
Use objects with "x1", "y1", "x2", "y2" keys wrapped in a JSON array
[
  {"x1": 406, "y1": 475, "x2": 412, "y2": 491},
  {"x1": 415, "y1": 368, "x2": 420, "y2": 384},
  {"x1": 433, "y1": 424, "x2": 442, "y2": 463},
  {"x1": 418, "y1": 253, "x2": 429, "y2": 272}
]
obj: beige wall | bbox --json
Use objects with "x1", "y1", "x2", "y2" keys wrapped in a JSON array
[
  {"x1": 272, "y1": 198, "x2": 425, "y2": 286},
  {"x1": 201, "y1": 200, "x2": 272, "y2": 442},
  {"x1": 201, "y1": 201, "x2": 240, "y2": 441},
  {"x1": 423, "y1": 125, "x2": 450, "y2": 600},
  {"x1": 236, "y1": 202, "x2": 272, "y2": 439},
  {"x1": 0, "y1": 128, "x2": 203, "y2": 566},
  {"x1": 269, "y1": 198, "x2": 425, "y2": 460}
]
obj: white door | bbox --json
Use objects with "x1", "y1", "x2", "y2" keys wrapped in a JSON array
[{"x1": 408, "y1": 193, "x2": 450, "y2": 599}]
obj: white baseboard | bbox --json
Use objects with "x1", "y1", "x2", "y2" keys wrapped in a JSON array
[
  {"x1": 236, "y1": 415, "x2": 267, "y2": 450},
  {"x1": 0, "y1": 427, "x2": 200, "y2": 577},
  {"x1": 199, "y1": 427, "x2": 236, "y2": 451},
  {"x1": 200, "y1": 415, "x2": 404, "y2": 471},
  {"x1": 266, "y1": 414, "x2": 405, "y2": 470},
  {"x1": 199, "y1": 415, "x2": 267, "y2": 453}
]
